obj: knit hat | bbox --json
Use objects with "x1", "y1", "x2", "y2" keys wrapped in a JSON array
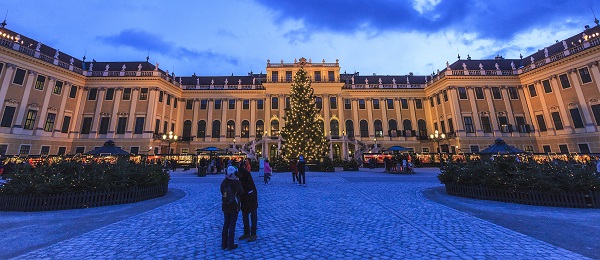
[{"x1": 225, "y1": 166, "x2": 237, "y2": 180}]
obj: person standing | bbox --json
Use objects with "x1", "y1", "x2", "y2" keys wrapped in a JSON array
[
  {"x1": 237, "y1": 166, "x2": 259, "y2": 242},
  {"x1": 221, "y1": 166, "x2": 243, "y2": 250},
  {"x1": 290, "y1": 159, "x2": 298, "y2": 183},
  {"x1": 297, "y1": 155, "x2": 306, "y2": 186},
  {"x1": 244, "y1": 159, "x2": 252, "y2": 172},
  {"x1": 263, "y1": 159, "x2": 272, "y2": 184}
]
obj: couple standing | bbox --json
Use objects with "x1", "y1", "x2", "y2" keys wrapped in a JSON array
[
  {"x1": 291, "y1": 155, "x2": 307, "y2": 186},
  {"x1": 220, "y1": 165, "x2": 258, "y2": 250}
]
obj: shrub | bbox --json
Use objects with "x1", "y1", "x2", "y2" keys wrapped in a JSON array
[
  {"x1": 1, "y1": 159, "x2": 170, "y2": 195},
  {"x1": 438, "y1": 156, "x2": 600, "y2": 193},
  {"x1": 342, "y1": 159, "x2": 360, "y2": 171},
  {"x1": 318, "y1": 157, "x2": 335, "y2": 172}
]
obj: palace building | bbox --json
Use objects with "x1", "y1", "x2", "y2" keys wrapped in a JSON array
[{"x1": 1, "y1": 23, "x2": 600, "y2": 160}]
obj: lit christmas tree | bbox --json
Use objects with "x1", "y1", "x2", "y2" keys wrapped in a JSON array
[{"x1": 281, "y1": 65, "x2": 330, "y2": 161}]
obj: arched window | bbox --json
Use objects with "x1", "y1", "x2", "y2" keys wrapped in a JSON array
[
  {"x1": 388, "y1": 119, "x2": 398, "y2": 137},
  {"x1": 318, "y1": 119, "x2": 324, "y2": 134},
  {"x1": 360, "y1": 120, "x2": 369, "y2": 137},
  {"x1": 403, "y1": 119, "x2": 412, "y2": 137},
  {"x1": 332, "y1": 144, "x2": 341, "y2": 160},
  {"x1": 212, "y1": 120, "x2": 221, "y2": 138},
  {"x1": 271, "y1": 119, "x2": 279, "y2": 136},
  {"x1": 269, "y1": 144, "x2": 278, "y2": 159},
  {"x1": 330, "y1": 119, "x2": 339, "y2": 136},
  {"x1": 345, "y1": 120, "x2": 354, "y2": 137},
  {"x1": 256, "y1": 120, "x2": 264, "y2": 138},
  {"x1": 183, "y1": 120, "x2": 192, "y2": 140},
  {"x1": 374, "y1": 120, "x2": 383, "y2": 137},
  {"x1": 241, "y1": 120, "x2": 250, "y2": 138},
  {"x1": 197, "y1": 120, "x2": 206, "y2": 138},
  {"x1": 418, "y1": 119, "x2": 427, "y2": 138},
  {"x1": 226, "y1": 120, "x2": 235, "y2": 138}
]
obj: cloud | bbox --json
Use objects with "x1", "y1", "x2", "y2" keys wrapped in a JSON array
[
  {"x1": 253, "y1": 0, "x2": 594, "y2": 41},
  {"x1": 284, "y1": 29, "x2": 311, "y2": 43},
  {"x1": 98, "y1": 29, "x2": 238, "y2": 65}
]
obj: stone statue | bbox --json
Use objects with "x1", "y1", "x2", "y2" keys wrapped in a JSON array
[
  {"x1": 69, "y1": 58, "x2": 74, "y2": 65},
  {"x1": 238, "y1": 79, "x2": 242, "y2": 85},
  {"x1": 121, "y1": 64, "x2": 126, "y2": 71},
  {"x1": 196, "y1": 78, "x2": 200, "y2": 85},
  {"x1": 36, "y1": 42, "x2": 41, "y2": 51},
  {"x1": 138, "y1": 64, "x2": 142, "y2": 71},
  {"x1": 544, "y1": 47, "x2": 549, "y2": 58},
  {"x1": 378, "y1": 78, "x2": 382, "y2": 84},
  {"x1": 406, "y1": 76, "x2": 410, "y2": 85},
  {"x1": 155, "y1": 62, "x2": 159, "y2": 70},
  {"x1": 462, "y1": 63, "x2": 467, "y2": 70},
  {"x1": 54, "y1": 49, "x2": 59, "y2": 59},
  {"x1": 89, "y1": 62, "x2": 94, "y2": 71},
  {"x1": 511, "y1": 61, "x2": 516, "y2": 70},
  {"x1": 365, "y1": 78, "x2": 368, "y2": 84},
  {"x1": 351, "y1": 76, "x2": 355, "y2": 84},
  {"x1": 179, "y1": 77, "x2": 182, "y2": 84},
  {"x1": 211, "y1": 79, "x2": 214, "y2": 85},
  {"x1": 495, "y1": 63, "x2": 499, "y2": 70},
  {"x1": 224, "y1": 78, "x2": 228, "y2": 85},
  {"x1": 392, "y1": 78, "x2": 396, "y2": 85},
  {"x1": 563, "y1": 40, "x2": 568, "y2": 50},
  {"x1": 479, "y1": 63, "x2": 484, "y2": 70},
  {"x1": 105, "y1": 64, "x2": 110, "y2": 71},
  {"x1": 252, "y1": 77, "x2": 256, "y2": 85},
  {"x1": 446, "y1": 61, "x2": 450, "y2": 69},
  {"x1": 530, "y1": 57, "x2": 535, "y2": 64}
]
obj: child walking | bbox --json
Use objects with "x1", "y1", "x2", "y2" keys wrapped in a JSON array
[{"x1": 263, "y1": 159, "x2": 272, "y2": 184}]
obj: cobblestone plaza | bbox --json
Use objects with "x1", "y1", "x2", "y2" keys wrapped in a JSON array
[{"x1": 1, "y1": 168, "x2": 598, "y2": 259}]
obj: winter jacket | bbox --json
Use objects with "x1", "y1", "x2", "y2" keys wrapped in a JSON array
[
  {"x1": 237, "y1": 168, "x2": 258, "y2": 212},
  {"x1": 263, "y1": 162, "x2": 272, "y2": 175},
  {"x1": 220, "y1": 178, "x2": 243, "y2": 213}
]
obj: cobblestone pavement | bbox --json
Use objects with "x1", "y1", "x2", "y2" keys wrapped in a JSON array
[{"x1": 3, "y1": 168, "x2": 594, "y2": 259}]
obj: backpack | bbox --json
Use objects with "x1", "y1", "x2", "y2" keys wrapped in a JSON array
[{"x1": 222, "y1": 183, "x2": 237, "y2": 205}]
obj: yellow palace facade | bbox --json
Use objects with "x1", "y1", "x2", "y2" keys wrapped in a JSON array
[{"x1": 1, "y1": 23, "x2": 600, "y2": 160}]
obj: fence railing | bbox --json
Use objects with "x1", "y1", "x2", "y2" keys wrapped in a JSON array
[
  {"x1": 0, "y1": 184, "x2": 168, "y2": 211},
  {"x1": 445, "y1": 183, "x2": 599, "y2": 208}
]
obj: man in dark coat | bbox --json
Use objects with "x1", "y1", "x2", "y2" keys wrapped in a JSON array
[
  {"x1": 221, "y1": 166, "x2": 243, "y2": 250},
  {"x1": 237, "y1": 167, "x2": 259, "y2": 242},
  {"x1": 297, "y1": 155, "x2": 306, "y2": 186}
]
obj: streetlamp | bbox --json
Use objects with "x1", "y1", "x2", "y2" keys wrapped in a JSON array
[
  {"x1": 374, "y1": 138, "x2": 377, "y2": 148},
  {"x1": 233, "y1": 139, "x2": 236, "y2": 152},
  {"x1": 429, "y1": 130, "x2": 446, "y2": 153},
  {"x1": 162, "y1": 131, "x2": 178, "y2": 154}
]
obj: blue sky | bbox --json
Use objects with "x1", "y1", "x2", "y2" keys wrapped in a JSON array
[{"x1": 1, "y1": 0, "x2": 598, "y2": 76}]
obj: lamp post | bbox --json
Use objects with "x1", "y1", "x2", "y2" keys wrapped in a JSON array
[
  {"x1": 374, "y1": 138, "x2": 377, "y2": 148},
  {"x1": 429, "y1": 130, "x2": 446, "y2": 153},
  {"x1": 162, "y1": 131, "x2": 178, "y2": 154},
  {"x1": 233, "y1": 138, "x2": 236, "y2": 153}
]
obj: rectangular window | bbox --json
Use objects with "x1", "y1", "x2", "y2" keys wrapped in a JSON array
[
  {"x1": 415, "y1": 99, "x2": 423, "y2": 109},
  {"x1": 116, "y1": 117, "x2": 127, "y2": 134},
  {"x1": 559, "y1": 74, "x2": 571, "y2": 89},
  {"x1": 40, "y1": 145, "x2": 50, "y2": 156},
  {"x1": 386, "y1": 99, "x2": 394, "y2": 109},
  {"x1": 543, "y1": 145, "x2": 552, "y2": 153},
  {"x1": 579, "y1": 67, "x2": 592, "y2": 84},
  {"x1": 214, "y1": 99, "x2": 222, "y2": 109},
  {"x1": 105, "y1": 88, "x2": 114, "y2": 100},
  {"x1": 257, "y1": 99, "x2": 264, "y2": 110},
  {"x1": 470, "y1": 145, "x2": 480, "y2": 153},
  {"x1": 516, "y1": 116, "x2": 528, "y2": 133},
  {"x1": 535, "y1": 114, "x2": 547, "y2": 132},
  {"x1": 140, "y1": 88, "x2": 148, "y2": 100},
  {"x1": 542, "y1": 80, "x2": 552, "y2": 93},
  {"x1": 34, "y1": 75, "x2": 46, "y2": 90},
  {"x1": 69, "y1": 85, "x2": 78, "y2": 98},
  {"x1": 559, "y1": 144, "x2": 569, "y2": 154},
  {"x1": 358, "y1": 99, "x2": 365, "y2": 109},
  {"x1": 243, "y1": 100, "x2": 250, "y2": 110},
  {"x1": 570, "y1": 108, "x2": 585, "y2": 128},
  {"x1": 159, "y1": 91, "x2": 164, "y2": 102},
  {"x1": 229, "y1": 99, "x2": 236, "y2": 110},
  {"x1": 328, "y1": 71, "x2": 335, "y2": 82},
  {"x1": 440, "y1": 121, "x2": 446, "y2": 133},
  {"x1": 436, "y1": 94, "x2": 441, "y2": 105},
  {"x1": 430, "y1": 97, "x2": 434, "y2": 107},
  {"x1": 315, "y1": 97, "x2": 323, "y2": 109},
  {"x1": 578, "y1": 143, "x2": 591, "y2": 154},
  {"x1": 81, "y1": 117, "x2": 92, "y2": 134},
  {"x1": 53, "y1": 81, "x2": 63, "y2": 95},
  {"x1": 1, "y1": 106, "x2": 16, "y2": 127},
  {"x1": 458, "y1": 87, "x2": 468, "y2": 99},
  {"x1": 524, "y1": 145, "x2": 534, "y2": 153},
  {"x1": 0, "y1": 144, "x2": 6, "y2": 156},
  {"x1": 61, "y1": 116, "x2": 71, "y2": 133},
  {"x1": 163, "y1": 121, "x2": 168, "y2": 134},
  {"x1": 492, "y1": 87, "x2": 502, "y2": 99},
  {"x1": 372, "y1": 99, "x2": 380, "y2": 109},
  {"x1": 344, "y1": 99, "x2": 351, "y2": 109},
  {"x1": 330, "y1": 97, "x2": 337, "y2": 109},
  {"x1": 271, "y1": 97, "x2": 279, "y2": 109},
  {"x1": 19, "y1": 145, "x2": 31, "y2": 156},
  {"x1": 528, "y1": 84, "x2": 537, "y2": 97},
  {"x1": 88, "y1": 88, "x2": 98, "y2": 100},
  {"x1": 271, "y1": 71, "x2": 278, "y2": 82},
  {"x1": 401, "y1": 99, "x2": 408, "y2": 109},
  {"x1": 186, "y1": 100, "x2": 193, "y2": 110},
  {"x1": 498, "y1": 116, "x2": 509, "y2": 133},
  {"x1": 98, "y1": 117, "x2": 110, "y2": 134},
  {"x1": 285, "y1": 71, "x2": 292, "y2": 82},
  {"x1": 173, "y1": 98, "x2": 177, "y2": 108},
  {"x1": 481, "y1": 116, "x2": 492, "y2": 133},
  {"x1": 75, "y1": 147, "x2": 85, "y2": 154},
  {"x1": 43, "y1": 113, "x2": 56, "y2": 132},
  {"x1": 57, "y1": 147, "x2": 66, "y2": 155},
  {"x1": 314, "y1": 71, "x2": 321, "y2": 82},
  {"x1": 443, "y1": 90, "x2": 448, "y2": 102},
  {"x1": 171, "y1": 123, "x2": 175, "y2": 132},
  {"x1": 200, "y1": 99, "x2": 207, "y2": 109},
  {"x1": 448, "y1": 118, "x2": 454, "y2": 133},
  {"x1": 475, "y1": 87, "x2": 484, "y2": 99},
  {"x1": 166, "y1": 94, "x2": 171, "y2": 105},
  {"x1": 12, "y1": 68, "x2": 26, "y2": 85},
  {"x1": 508, "y1": 87, "x2": 519, "y2": 99},
  {"x1": 154, "y1": 119, "x2": 160, "y2": 134},
  {"x1": 463, "y1": 116, "x2": 474, "y2": 133},
  {"x1": 551, "y1": 111, "x2": 564, "y2": 130},
  {"x1": 24, "y1": 110, "x2": 37, "y2": 130},
  {"x1": 134, "y1": 117, "x2": 145, "y2": 134},
  {"x1": 591, "y1": 104, "x2": 600, "y2": 126},
  {"x1": 123, "y1": 88, "x2": 131, "y2": 100},
  {"x1": 433, "y1": 122, "x2": 438, "y2": 131},
  {"x1": 130, "y1": 147, "x2": 139, "y2": 155}
]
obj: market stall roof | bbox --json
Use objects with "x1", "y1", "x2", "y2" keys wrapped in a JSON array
[
  {"x1": 85, "y1": 140, "x2": 130, "y2": 155},
  {"x1": 479, "y1": 139, "x2": 524, "y2": 154},
  {"x1": 385, "y1": 145, "x2": 411, "y2": 151},
  {"x1": 197, "y1": 146, "x2": 224, "y2": 152}
]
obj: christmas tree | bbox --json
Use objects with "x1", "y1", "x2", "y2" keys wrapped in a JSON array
[{"x1": 281, "y1": 66, "x2": 330, "y2": 161}]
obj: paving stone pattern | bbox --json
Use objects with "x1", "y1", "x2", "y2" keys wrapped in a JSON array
[{"x1": 10, "y1": 169, "x2": 588, "y2": 259}]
